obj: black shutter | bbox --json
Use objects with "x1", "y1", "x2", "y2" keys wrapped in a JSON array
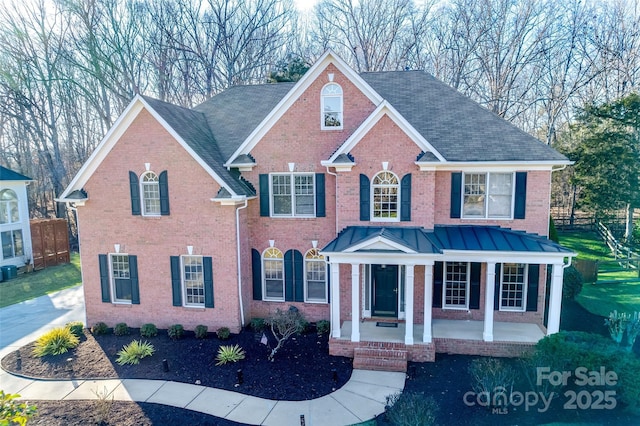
[
  {"x1": 284, "y1": 250, "x2": 294, "y2": 301},
  {"x1": 259, "y1": 174, "x2": 270, "y2": 217},
  {"x1": 99, "y1": 254, "x2": 111, "y2": 302},
  {"x1": 170, "y1": 256, "x2": 182, "y2": 306},
  {"x1": 469, "y1": 262, "x2": 481, "y2": 309},
  {"x1": 315, "y1": 173, "x2": 325, "y2": 218},
  {"x1": 526, "y1": 264, "x2": 540, "y2": 311},
  {"x1": 494, "y1": 263, "x2": 501, "y2": 310},
  {"x1": 203, "y1": 256, "x2": 214, "y2": 308},
  {"x1": 400, "y1": 173, "x2": 411, "y2": 222},
  {"x1": 450, "y1": 172, "x2": 462, "y2": 218},
  {"x1": 360, "y1": 174, "x2": 370, "y2": 221},
  {"x1": 251, "y1": 249, "x2": 262, "y2": 300},
  {"x1": 159, "y1": 171, "x2": 170, "y2": 215},
  {"x1": 432, "y1": 262, "x2": 443, "y2": 308},
  {"x1": 129, "y1": 171, "x2": 141, "y2": 216},
  {"x1": 129, "y1": 255, "x2": 140, "y2": 304},
  {"x1": 514, "y1": 172, "x2": 527, "y2": 219},
  {"x1": 294, "y1": 250, "x2": 304, "y2": 302}
]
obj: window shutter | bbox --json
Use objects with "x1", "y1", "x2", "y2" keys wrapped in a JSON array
[
  {"x1": 514, "y1": 172, "x2": 527, "y2": 219},
  {"x1": 400, "y1": 173, "x2": 411, "y2": 222},
  {"x1": 129, "y1": 171, "x2": 141, "y2": 216},
  {"x1": 450, "y1": 172, "x2": 462, "y2": 218},
  {"x1": 359, "y1": 174, "x2": 370, "y2": 221},
  {"x1": 293, "y1": 250, "x2": 304, "y2": 302},
  {"x1": 315, "y1": 173, "x2": 325, "y2": 217},
  {"x1": 159, "y1": 171, "x2": 170, "y2": 215},
  {"x1": 494, "y1": 263, "x2": 501, "y2": 310},
  {"x1": 284, "y1": 249, "x2": 294, "y2": 301},
  {"x1": 99, "y1": 254, "x2": 111, "y2": 303},
  {"x1": 432, "y1": 262, "x2": 443, "y2": 308},
  {"x1": 203, "y1": 256, "x2": 214, "y2": 308},
  {"x1": 469, "y1": 262, "x2": 481, "y2": 309},
  {"x1": 170, "y1": 256, "x2": 182, "y2": 307},
  {"x1": 259, "y1": 174, "x2": 270, "y2": 217},
  {"x1": 129, "y1": 255, "x2": 140, "y2": 304},
  {"x1": 526, "y1": 264, "x2": 540, "y2": 312},
  {"x1": 251, "y1": 249, "x2": 262, "y2": 300}
]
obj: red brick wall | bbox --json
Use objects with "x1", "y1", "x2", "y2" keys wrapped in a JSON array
[{"x1": 433, "y1": 338, "x2": 535, "y2": 358}]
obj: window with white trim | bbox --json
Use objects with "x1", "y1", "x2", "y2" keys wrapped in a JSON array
[
  {"x1": 463, "y1": 172, "x2": 514, "y2": 218},
  {"x1": 304, "y1": 249, "x2": 327, "y2": 303},
  {"x1": 500, "y1": 263, "x2": 527, "y2": 311},
  {"x1": 110, "y1": 254, "x2": 132, "y2": 303},
  {"x1": 1, "y1": 229, "x2": 23, "y2": 260},
  {"x1": 263, "y1": 247, "x2": 284, "y2": 301},
  {"x1": 182, "y1": 255, "x2": 205, "y2": 306},
  {"x1": 271, "y1": 174, "x2": 315, "y2": 217},
  {"x1": 321, "y1": 83, "x2": 343, "y2": 129},
  {"x1": 443, "y1": 262, "x2": 469, "y2": 309},
  {"x1": 372, "y1": 171, "x2": 399, "y2": 221},
  {"x1": 0, "y1": 189, "x2": 19, "y2": 224},
  {"x1": 141, "y1": 171, "x2": 160, "y2": 216}
]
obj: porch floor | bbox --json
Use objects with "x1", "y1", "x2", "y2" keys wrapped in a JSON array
[{"x1": 338, "y1": 319, "x2": 545, "y2": 344}]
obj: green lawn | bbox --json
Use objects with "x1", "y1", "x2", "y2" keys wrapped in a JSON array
[{"x1": 0, "y1": 253, "x2": 82, "y2": 308}]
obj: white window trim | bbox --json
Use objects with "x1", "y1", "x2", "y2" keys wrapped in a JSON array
[
  {"x1": 442, "y1": 261, "x2": 470, "y2": 310},
  {"x1": 140, "y1": 171, "x2": 161, "y2": 217},
  {"x1": 109, "y1": 253, "x2": 132, "y2": 305},
  {"x1": 461, "y1": 172, "x2": 515, "y2": 220},
  {"x1": 262, "y1": 248, "x2": 285, "y2": 302},
  {"x1": 321, "y1": 83, "x2": 343, "y2": 130},
  {"x1": 269, "y1": 173, "x2": 316, "y2": 218},
  {"x1": 370, "y1": 171, "x2": 400, "y2": 223},
  {"x1": 181, "y1": 254, "x2": 206, "y2": 308},
  {"x1": 1, "y1": 229, "x2": 24, "y2": 260},
  {"x1": 499, "y1": 263, "x2": 528, "y2": 312},
  {"x1": 304, "y1": 249, "x2": 328, "y2": 303}
]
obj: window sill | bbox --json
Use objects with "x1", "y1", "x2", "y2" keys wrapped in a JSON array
[
  {"x1": 262, "y1": 298, "x2": 285, "y2": 302},
  {"x1": 112, "y1": 301, "x2": 132, "y2": 306},
  {"x1": 499, "y1": 308, "x2": 526, "y2": 313},
  {"x1": 442, "y1": 306, "x2": 469, "y2": 311},
  {"x1": 182, "y1": 305, "x2": 206, "y2": 309},
  {"x1": 304, "y1": 300, "x2": 328, "y2": 304}
]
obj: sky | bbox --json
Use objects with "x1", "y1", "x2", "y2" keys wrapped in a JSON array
[{"x1": 294, "y1": 0, "x2": 319, "y2": 11}]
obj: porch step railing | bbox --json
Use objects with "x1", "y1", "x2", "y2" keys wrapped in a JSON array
[{"x1": 353, "y1": 347, "x2": 408, "y2": 372}]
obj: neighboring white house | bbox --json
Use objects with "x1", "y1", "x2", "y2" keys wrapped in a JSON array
[{"x1": 0, "y1": 166, "x2": 33, "y2": 268}]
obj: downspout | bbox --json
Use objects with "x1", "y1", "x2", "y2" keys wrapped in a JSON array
[
  {"x1": 235, "y1": 199, "x2": 248, "y2": 327},
  {"x1": 325, "y1": 166, "x2": 339, "y2": 234}
]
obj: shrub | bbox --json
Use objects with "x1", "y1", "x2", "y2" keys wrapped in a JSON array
[
  {"x1": 562, "y1": 265, "x2": 583, "y2": 299},
  {"x1": 265, "y1": 307, "x2": 307, "y2": 361},
  {"x1": 385, "y1": 392, "x2": 438, "y2": 426},
  {"x1": 33, "y1": 327, "x2": 80, "y2": 357},
  {"x1": 65, "y1": 321, "x2": 84, "y2": 338},
  {"x1": 167, "y1": 324, "x2": 184, "y2": 340},
  {"x1": 91, "y1": 386, "x2": 113, "y2": 424},
  {"x1": 250, "y1": 318, "x2": 265, "y2": 332},
  {"x1": 194, "y1": 325, "x2": 208, "y2": 339},
  {"x1": 91, "y1": 322, "x2": 109, "y2": 335},
  {"x1": 625, "y1": 312, "x2": 640, "y2": 351},
  {"x1": 605, "y1": 310, "x2": 628, "y2": 344},
  {"x1": 0, "y1": 390, "x2": 37, "y2": 426},
  {"x1": 316, "y1": 319, "x2": 330, "y2": 335},
  {"x1": 468, "y1": 358, "x2": 515, "y2": 409},
  {"x1": 548, "y1": 216, "x2": 559, "y2": 243},
  {"x1": 215, "y1": 344, "x2": 246, "y2": 366},
  {"x1": 216, "y1": 327, "x2": 230, "y2": 340},
  {"x1": 116, "y1": 340, "x2": 155, "y2": 365},
  {"x1": 114, "y1": 322, "x2": 130, "y2": 336},
  {"x1": 140, "y1": 323, "x2": 158, "y2": 338}
]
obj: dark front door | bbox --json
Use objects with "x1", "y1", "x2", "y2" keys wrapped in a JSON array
[{"x1": 372, "y1": 264, "x2": 398, "y2": 317}]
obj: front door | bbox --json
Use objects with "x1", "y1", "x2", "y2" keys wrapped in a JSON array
[{"x1": 372, "y1": 264, "x2": 398, "y2": 317}]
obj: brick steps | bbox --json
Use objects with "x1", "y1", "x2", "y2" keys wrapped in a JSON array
[{"x1": 353, "y1": 347, "x2": 408, "y2": 372}]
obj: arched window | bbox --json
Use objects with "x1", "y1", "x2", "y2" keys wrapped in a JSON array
[
  {"x1": 372, "y1": 171, "x2": 399, "y2": 220},
  {"x1": 321, "y1": 83, "x2": 343, "y2": 129},
  {"x1": 263, "y1": 247, "x2": 284, "y2": 301},
  {"x1": 140, "y1": 171, "x2": 160, "y2": 216},
  {"x1": 304, "y1": 248, "x2": 327, "y2": 303},
  {"x1": 0, "y1": 189, "x2": 19, "y2": 224}
]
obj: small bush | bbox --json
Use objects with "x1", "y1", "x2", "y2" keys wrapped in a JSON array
[
  {"x1": 65, "y1": 321, "x2": 84, "y2": 338},
  {"x1": 385, "y1": 392, "x2": 438, "y2": 426},
  {"x1": 215, "y1": 344, "x2": 246, "y2": 366},
  {"x1": 562, "y1": 265, "x2": 583, "y2": 299},
  {"x1": 625, "y1": 311, "x2": 640, "y2": 351},
  {"x1": 91, "y1": 322, "x2": 109, "y2": 335},
  {"x1": 91, "y1": 386, "x2": 113, "y2": 424},
  {"x1": 0, "y1": 390, "x2": 37, "y2": 426},
  {"x1": 265, "y1": 307, "x2": 307, "y2": 360},
  {"x1": 168, "y1": 324, "x2": 184, "y2": 340},
  {"x1": 548, "y1": 216, "x2": 559, "y2": 242},
  {"x1": 140, "y1": 323, "x2": 158, "y2": 338},
  {"x1": 250, "y1": 318, "x2": 265, "y2": 332},
  {"x1": 316, "y1": 320, "x2": 330, "y2": 335},
  {"x1": 33, "y1": 327, "x2": 80, "y2": 357},
  {"x1": 605, "y1": 310, "x2": 627, "y2": 344},
  {"x1": 468, "y1": 358, "x2": 515, "y2": 409},
  {"x1": 116, "y1": 340, "x2": 155, "y2": 365},
  {"x1": 194, "y1": 325, "x2": 208, "y2": 339},
  {"x1": 114, "y1": 322, "x2": 130, "y2": 336},
  {"x1": 216, "y1": 327, "x2": 231, "y2": 340}
]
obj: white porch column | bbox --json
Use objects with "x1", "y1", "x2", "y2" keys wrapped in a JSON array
[
  {"x1": 483, "y1": 262, "x2": 496, "y2": 342},
  {"x1": 405, "y1": 264, "x2": 415, "y2": 345},
  {"x1": 547, "y1": 263, "x2": 564, "y2": 335},
  {"x1": 423, "y1": 264, "x2": 433, "y2": 343},
  {"x1": 330, "y1": 262, "x2": 341, "y2": 338},
  {"x1": 351, "y1": 263, "x2": 360, "y2": 342}
]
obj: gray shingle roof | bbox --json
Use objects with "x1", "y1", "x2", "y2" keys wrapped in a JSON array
[{"x1": 0, "y1": 166, "x2": 32, "y2": 181}]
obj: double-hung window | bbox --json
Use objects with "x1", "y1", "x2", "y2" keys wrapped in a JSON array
[
  {"x1": 443, "y1": 262, "x2": 469, "y2": 309},
  {"x1": 0, "y1": 190, "x2": 19, "y2": 224},
  {"x1": 463, "y1": 172, "x2": 513, "y2": 218},
  {"x1": 182, "y1": 255, "x2": 205, "y2": 307},
  {"x1": 321, "y1": 83, "x2": 343, "y2": 129},
  {"x1": 110, "y1": 254, "x2": 132, "y2": 303},
  {"x1": 271, "y1": 174, "x2": 315, "y2": 217},
  {"x1": 500, "y1": 263, "x2": 527, "y2": 311},
  {"x1": 304, "y1": 249, "x2": 327, "y2": 303},
  {"x1": 263, "y1": 247, "x2": 284, "y2": 301},
  {"x1": 141, "y1": 171, "x2": 161, "y2": 216}
]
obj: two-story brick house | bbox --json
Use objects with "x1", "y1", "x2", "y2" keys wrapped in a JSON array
[{"x1": 59, "y1": 51, "x2": 574, "y2": 368}]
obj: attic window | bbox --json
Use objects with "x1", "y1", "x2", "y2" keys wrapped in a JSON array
[{"x1": 321, "y1": 83, "x2": 343, "y2": 129}]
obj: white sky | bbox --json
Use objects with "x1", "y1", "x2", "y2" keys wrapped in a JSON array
[{"x1": 294, "y1": 0, "x2": 319, "y2": 11}]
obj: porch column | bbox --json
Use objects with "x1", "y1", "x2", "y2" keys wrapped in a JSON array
[
  {"x1": 405, "y1": 264, "x2": 415, "y2": 345},
  {"x1": 483, "y1": 262, "x2": 496, "y2": 342},
  {"x1": 351, "y1": 263, "x2": 360, "y2": 342},
  {"x1": 330, "y1": 262, "x2": 341, "y2": 338},
  {"x1": 547, "y1": 263, "x2": 564, "y2": 335},
  {"x1": 423, "y1": 264, "x2": 433, "y2": 343}
]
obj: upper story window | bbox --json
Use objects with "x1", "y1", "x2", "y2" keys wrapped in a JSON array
[
  {"x1": 0, "y1": 189, "x2": 19, "y2": 224},
  {"x1": 321, "y1": 83, "x2": 343, "y2": 129},
  {"x1": 443, "y1": 261, "x2": 469, "y2": 309},
  {"x1": 271, "y1": 173, "x2": 315, "y2": 217},
  {"x1": 140, "y1": 171, "x2": 161, "y2": 216},
  {"x1": 304, "y1": 248, "x2": 327, "y2": 303},
  {"x1": 500, "y1": 263, "x2": 527, "y2": 312},
  {"x1": 372, "y1": 171, "x2": 399, "y2": 221},
  {"x1": 263, "y1": 247, "x2": 284, "y2": 301},
  {"x1": 463, "y1": 172, "x2": 513, "y2": 219}
]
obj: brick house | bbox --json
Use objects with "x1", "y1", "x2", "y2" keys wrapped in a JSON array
[{"x1": 59, "y1": 51, "x2": 575, "y2": 368}]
